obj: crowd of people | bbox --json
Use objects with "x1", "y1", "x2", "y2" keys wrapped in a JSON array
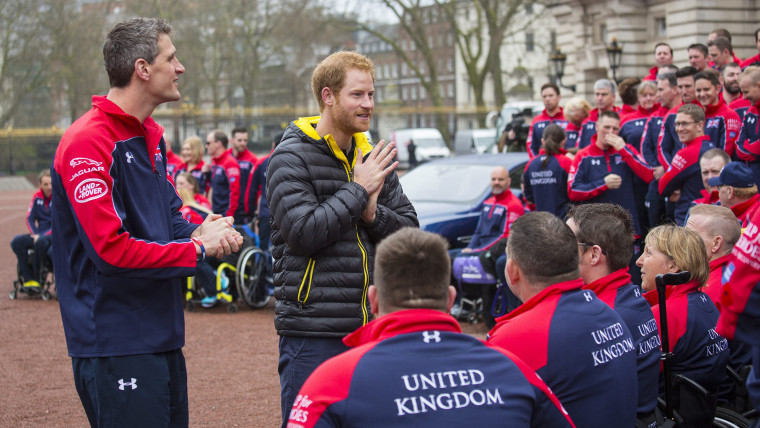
[{"x1": 9, "y1": 15, "x2": 760, "y2": 428}]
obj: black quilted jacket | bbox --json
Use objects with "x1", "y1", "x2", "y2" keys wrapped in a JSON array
[{"x1": 267, "y1": 117, "x2": 419, "y2": 337}]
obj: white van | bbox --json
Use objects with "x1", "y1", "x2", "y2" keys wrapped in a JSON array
[
  {"x1": 454, "y1": 129, "x2": 501, "y2": 155},
  {"x1": 390, "y1": 128, "x2": 450, "y2": 168}
]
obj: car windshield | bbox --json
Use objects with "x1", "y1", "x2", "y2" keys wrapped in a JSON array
[
  {"x1": 401, "y1": 163, "x2": 493, "y2": 205},
  {"x1": 415, "y1": 138, "x2": 444, "y2": 148}
]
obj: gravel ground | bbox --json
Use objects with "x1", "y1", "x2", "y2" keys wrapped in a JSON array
[{"x1": 0, "y1": 184, "x2": 488, "y2": 427}]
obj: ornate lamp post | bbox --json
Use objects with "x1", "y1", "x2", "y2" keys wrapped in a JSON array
[
  {"x1": 549, "y1": 48, "x2": 575, "y2": 92},
  {"x1": 606, "y1": 38, "x2": 623, "y2": 83}
]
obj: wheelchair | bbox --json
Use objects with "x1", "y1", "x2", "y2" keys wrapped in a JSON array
[
  {"x1": 10, "y1": 248, "x2": 55, "y2": 301},
  {"x1": 184, "y1": 224, "x2": 272, "y2": 313}
]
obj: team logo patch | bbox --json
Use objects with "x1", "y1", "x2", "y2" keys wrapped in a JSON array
[
  {"x1": 722, "y1": 262, "x2": 735, "y2": 285},
  {"x1": 70, "y1": 157, "x2": 101, "y2": 168},
  {"x1": 74, "y1": 178, "x2": 108, "y2": 203},
  {"x1": 422, "y1": 331, "x2": 441, "y2": 343},
  {"x1": 706, "y1": 118, "x2": 720, "y2": 128}
]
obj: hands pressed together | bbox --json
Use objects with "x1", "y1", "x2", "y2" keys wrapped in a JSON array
[
  {"x1": 353, "y1": 140, "x2": 398, "y2": 223},
  {"x1": 192, "y1": 214, "x2": 244, "y2": 258}
]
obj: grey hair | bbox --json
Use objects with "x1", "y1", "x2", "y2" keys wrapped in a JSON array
[{"x1": 594, "y1": 78, "x2": 617, "y2": 94}]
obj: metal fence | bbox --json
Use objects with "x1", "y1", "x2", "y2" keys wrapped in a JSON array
[{"x1": 0, "y1": 107, "x2": 494, "y2": 176}]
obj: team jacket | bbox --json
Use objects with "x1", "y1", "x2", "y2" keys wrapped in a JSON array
[
  {"x1": 645, "y1": 280, "x2": 729, "y2": 394},
  {"x1": 179, "y1": 194, "x2": 212, "y2": 225},
  {"x1": 175, "y1": 160, "x2": 209, "y2": 195},
  {"x1": 730, "y1": 97, "x2": 752, "y2": 124},
  {"x1": 245, "y1": 155, "x2": 271, "y2": 219},
  {"x1": 717, "y1": 208, "x2": 760, "y2": 344},
  {"x1": 287, "y1": 310, "x2": 575, "y2": 428},
  {"x1": 467, "y1": 189, "x2": 524, "y2": 252},
  {"x1": 741, "y1": 54, "x2": 760, "y2": 69},
  {"x1": 577, "y1": 107, "x2": 621, "y2": 150},
  {"x1": 210, "y1": 150, "x2": 241, "y2": 217},
  {"x1": 165, "y1": 150, "x2": 182, "y2": 179},
  {"x1": 527, "y1": 108, "x2": 568, "y2": 157},
  {"x1": 620, "y1": 104, "x2": 659, "y2": 153},
  {"x1": 703, "y1": 101, "x2": 742, "y2": 157},
  {"x1": 522, "y1": 151, "x2": 572, "y2": 218},
  {"x1": 705, "y1": 254, "x2": 733, "y2": 310},
  {"x1": 564, "y1": 122, "x2": 582, "y2": 150},
  {"x1": 692, "y1": 189, "x2": 720, "y2": 206},
  {"x1": 267, "y1": 117, "x2": 418, "y2": 337},
  {"x1": 731, "y1": 194, "x2": 760, "y2": 228},
  {"x1": 736, "y1": 102, "x2": 760, "y2": 186},
  {"x1": 229, "y1": 148, "x2": 258, "y2": 222},
  {"x1": 25, "y1": 189, "x2": 52, "y2": 235},
  {"x1": 643, "y1": 65, "x2": 658, "y2": 81},
  {"x1": 568, "y1": 136, "x2": 653, "y2": 235},
  {"x1": 658, "y1": 136, "x2": 716, "y2": 225},
  {"x1": 583, "y1": 268, "x2": 660, "y2": 418},
  {"x1": 658, "y1": 101, "x2": 702, "y2": 169},
  {"x1": 487, "y1": 278, "x2": 637, "y2": 428},
  {"x1": 51, "y1": 96, "x2": 198, "y2": 358}
]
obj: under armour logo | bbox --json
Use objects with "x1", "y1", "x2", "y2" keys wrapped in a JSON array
[
  {"x1": 422, "y1": 331, "x2": 441, "y2": 343},
  {"x1": 634, "y1": 288, "x2": 641, "y2": 298},
  {"x1": 118, "y1": 378, "x2": 137, "y2": 390},
  {"x1": 748, "y1": 116, "x2": 757, "y2": 124},
  {"x1": 635, "y1": 120, "x2": 644, "y2": 127},
  {"x1": 591, "y1": 159, "x2": 601, "y2": 166},
  {"x1": 125, "y1": 152, "x2": 135, "y2": 164},
  {"x1": 583, "y1": 291, "x2": 593, "y2": 302},
  {"x1": 700, "y1": 295, "x2": 707, "y2": 303}
]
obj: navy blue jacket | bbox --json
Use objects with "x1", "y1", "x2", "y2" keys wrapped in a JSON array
[
  {"x1": 246, "y1": 155, "x2": 271, "y2": 219},
  {"x1": 290, "y1": 310, "x2": 575, "y2": 427},
  {"x1": 736, "y1": 102, "x2": 760, "y2": 186},
  {"x1": 584, "y1": 269, "x2": 660, "y2": 417},
  {"x1": 51, "y1": 96, "x2": 198, "y2": 358},
  {"x1": 488, "y1": 278, "x2": 638, "y2": 428},
  {"x1": 522, "y1": 152, "x2": 572, "y2": 218},
  {"x1": 568, "y1": 137, "x2": 653, "y2": 235},
  {"x1": 527, "y1": 108, "x2": 568, "y2": 157},
  {"x1": 658, "y1": 136, "x2": 715, "y2": 225},
  {"x1": 25, "y1": 189, "x2": 52, "y2": 235}
]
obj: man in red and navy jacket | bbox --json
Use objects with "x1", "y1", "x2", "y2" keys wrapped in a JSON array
[
  {"x1": 717, "y1": 204, "x2": 760, "y2": 413},
  {"x1": 487, "y1": 212, "x2": 637, "y2": 428},
  {"x1": 657, "y1": 66, "x2": 700, "y2": 169},
  {"x1": 50, "y1": 18, "x2": 243, "y2": 427},
  {"x1": 527, "y1": 83, "x2": 567, "y2": 158},
  {"x1": 10, "y1": 169, "x2": 53, "y2": 290},
  {"x1": 695, "y1": 70, "x2": 742, "y2": 157},
  {"x1": 577, "y1": 79, "x2": 620, "y2": 149},
  {"x1": 206, "y1": 129, "x2": 241, "y2": 218},
  {"x1": 229, "y1": 127, "x2": 258, "y2": 224},
  {"x1": 289, "y1": 228, "x2": 575, "y2": 428},
  {"x1": 566, "y1": 204, "x2": 660, "y2": 424},
  {"x1": 462, "y1": 166, "x2": 524, "y2": 253},
  {"x1": 659, "y1": 104, "x2": 716, "y2": 225},
  {"x1": 568, "y1": 110, "x2": 654, "y2": 236},
  {"x1": 736, "y1": 66, "x2": 760, "y2": 186},
  {"x1": 643, "y1": 42, "x2": 674, "y2": 81},
  {"x1": 709, "y1": 161, "x2": 760, "y2": 228}
]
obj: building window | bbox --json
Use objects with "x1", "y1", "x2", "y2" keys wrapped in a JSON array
[
  {"x1": 447, "y1": 83, "x2": 454, "y2": 98},
  {"x1": 447, "y1": 58, "x2": 454, "y2": 72},
  {"x1": 525, "y1": 3, "x2": 534, "y2": 14},
  {"x1": 420, "y1": 86, "x2": 426, "y2": 100},
  {"x1": 599, "y1": 24, "x2": 608, "y2": 45},
  {"x1": 526, "y1": 32, "x2": 534, "y2": 52},
  {"x1": 411, "y1": 86, "x2": 417, "y2": 100},
  {"x1": 402, "y1": 86, "x2": 408, "y2": 101},
  {"x1": 402, "y1": 62, "x2": 408, "y2": 76},
  {"x1": 656, "y1": 17, "x2": 666, "y2": 36}
]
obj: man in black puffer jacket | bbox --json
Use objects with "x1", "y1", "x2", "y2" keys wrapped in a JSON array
[{"x1": 266, "y1": 51, "x2": 418, "y2": 426}]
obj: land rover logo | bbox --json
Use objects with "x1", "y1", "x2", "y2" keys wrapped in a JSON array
[{"x1": 74, "y1": 178, "x2": 107, "y2": 203}]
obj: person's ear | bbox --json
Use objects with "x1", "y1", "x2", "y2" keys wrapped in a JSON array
[
  {"x1": 446, "y1": 286, "x2": 457, "y2": 313},
  {"x1": 369, "y1": 285, "x2": 379, "y2": 317},
  {"x1": 134, "y1": 58, "x2": 150, "y2": 82},
  {"x1": 321, "y1": 87, "x2": 334, "y2": 108}
]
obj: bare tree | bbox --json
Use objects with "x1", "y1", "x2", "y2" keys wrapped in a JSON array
[
  {"x1": 0, "y1": 0, "x2": 55, "y2": 128},
  {"x1": 354, "y1": 0, "x2": 454, "y2": 147}
]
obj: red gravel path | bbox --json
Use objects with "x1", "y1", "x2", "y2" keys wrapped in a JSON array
[{"x1": 0, "y1": 186, "x2": 487, "y2": 427}]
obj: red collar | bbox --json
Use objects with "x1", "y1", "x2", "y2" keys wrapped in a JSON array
[
  {"x1": 496, "y1": 278, "x2": 584, "y2": 323},
  {"x1": 710, "y1": 253, "x2": 733, "y2": 274},
  {"x1": 583, "y1": 268, "x2": 631, "y2": 296},
  {"x1": 543, "y1": 107, "x2": 564, "y2": 120},
  {"x1": 703, "y1": 100, "x2": 727, "y2": 116},
  {"x1": 342, "y1": 309, "x2": 461, "y2": 347},
  {"x1": 682, "y1": 135, "x2": 710, "y2": 147},
  {"x1": 731, "y1": 194, "x2": 760, "y2": 218},
  {"x1": 644, "y1": 279, "x2": 702, "y2": 306}
]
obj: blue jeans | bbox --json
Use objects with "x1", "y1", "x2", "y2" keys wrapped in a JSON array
[
  {"x1": 278, "y1": 336, "x2": 349, "y2": 427},
  {"x1": 72, "y1": 349, "x2": 188, "y2": 427}
]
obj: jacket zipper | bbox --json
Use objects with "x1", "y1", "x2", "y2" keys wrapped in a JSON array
[
  {"x1": 297, "y1": 258, "x2": 316, "y2": 308},
  {"x1": 341, "y1": 161, "x2": 370, "y2": 325}
]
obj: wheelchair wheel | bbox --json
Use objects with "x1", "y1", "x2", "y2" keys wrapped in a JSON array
[
  {"x1": 714, "y1": 407, "x2": 750, "y2": 428},
  {"x1": 235, "y1": 247, "x2": 271, "y2": 309},
  {"x1": 9, "y1": 288, "x2": 17, "y2": 300}
]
